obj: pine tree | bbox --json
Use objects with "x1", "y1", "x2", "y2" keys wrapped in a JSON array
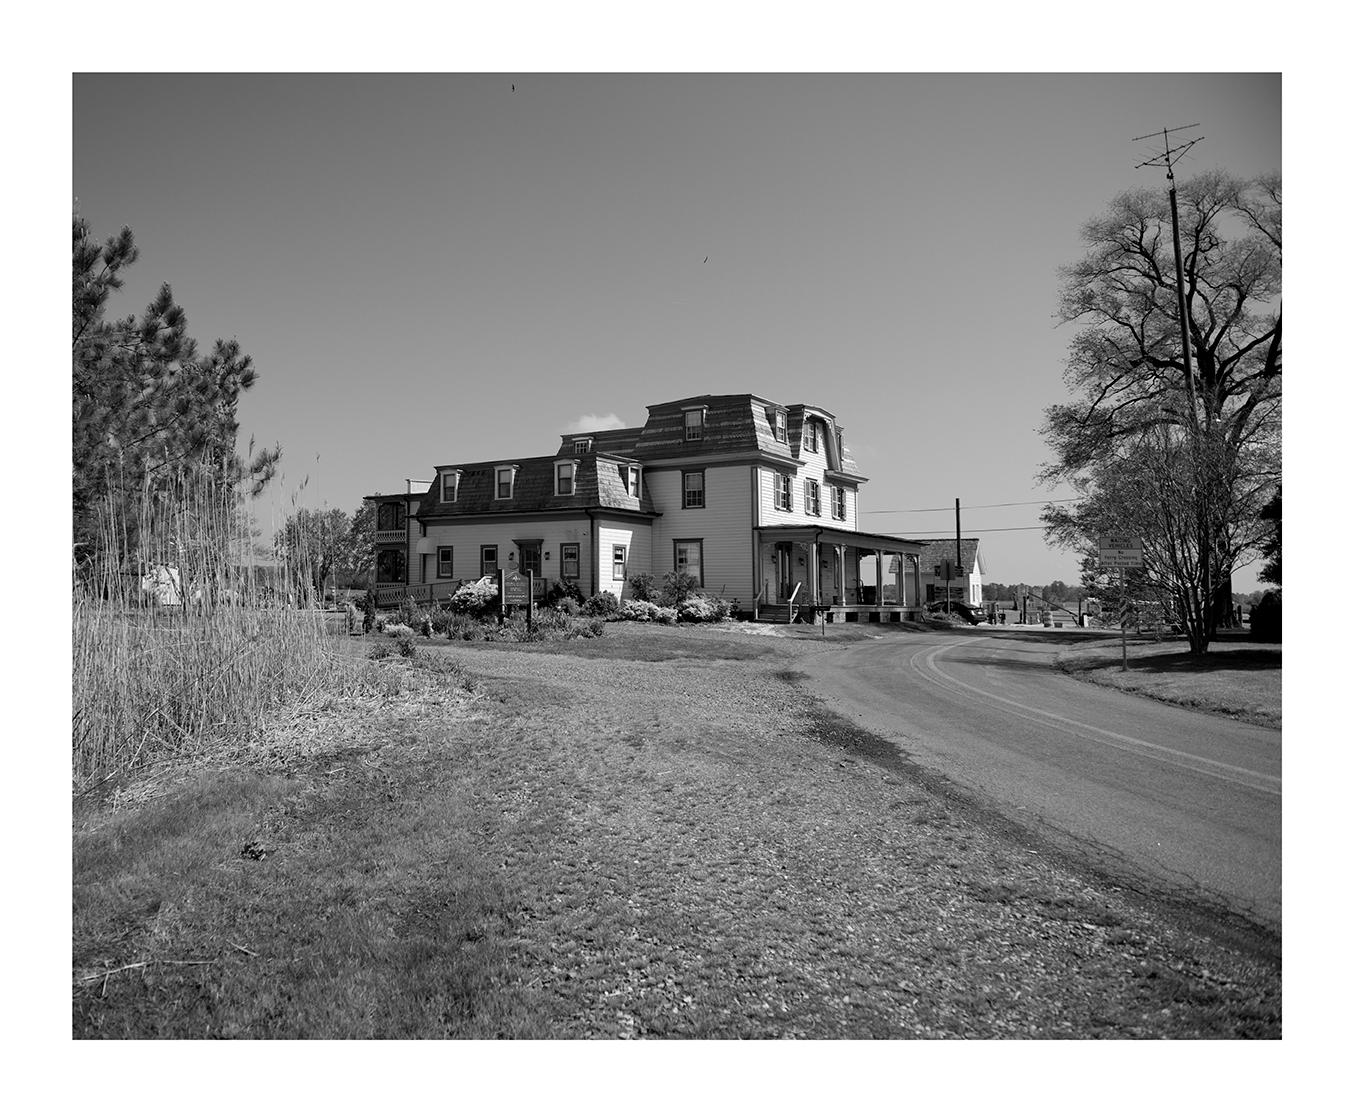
[{"x1": 72, "y1": 215, "x2": 280, "y2": 565}]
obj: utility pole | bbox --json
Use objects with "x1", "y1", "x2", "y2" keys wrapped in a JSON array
[
  {"x1": 955, "y1": 498, "x2": 963, "y2": 613},
  {"x1": 1134, "y1": 124, "x2": 1213, "y2": 637}
]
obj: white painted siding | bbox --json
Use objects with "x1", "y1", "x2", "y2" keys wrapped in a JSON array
[
  {"x1": 418, "y1": 518, "x2": 595, "y2": 591},
  {"x1": 648, "y1": 465, "x2": 755, "y2": 603},
  {"x1": 755, "y1": 457, "x2": 858, "y2": 530},
  {"x1": 596, "y1": 516, "x2": 653, "y2": 599}
]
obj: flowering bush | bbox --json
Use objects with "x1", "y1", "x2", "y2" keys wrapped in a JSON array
[
  {"x1": 618, "y1": 599, "x2": 662, "y2": 622},
  {"x1": 677, "y1": 595, "x2": 734, "y2": 622},
  {"x1": 382, "y1": 622, "x2": 415, "y2": 638},
  {"x1": 448, "y1": 577, "x2": 500, "y2": 617},
  {"x1": 655, "y1": 606, "x2": 679, "y2": 625}
]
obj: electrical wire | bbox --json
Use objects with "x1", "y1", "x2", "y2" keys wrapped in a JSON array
[{"x1": 863, "y1": 498, "x2": 1079, "y2": 515}]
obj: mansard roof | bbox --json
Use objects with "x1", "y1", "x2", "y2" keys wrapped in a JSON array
[{"x1": 414, "y1": 455, "x2": 656, "y2": 518}]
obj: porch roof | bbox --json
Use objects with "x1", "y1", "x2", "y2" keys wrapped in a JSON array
[{"x1": 755, "y1": 524, "x2": 927, "y2": 554}]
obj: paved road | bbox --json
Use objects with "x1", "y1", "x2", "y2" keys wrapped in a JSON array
[{"x1": 798, "y1": 628, "x2": 1281, "y2": 928}]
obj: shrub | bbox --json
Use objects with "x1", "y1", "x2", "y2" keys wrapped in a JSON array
[
  {"x1": 444, "y1": 613, "x2": 485, "y2": 641},
  {"x1": 544, "y1": 578, "x2": 585, "y2": 608},
  {"x1": 618, "y1": 598, "x2": 661, "y2": 622},
  {"x1": 581, "y1": 591, "x2": 619, "y2": 618},
  {"x1": 678, "y1": 596, "x2": 718, "y2": 623},
  {"x1": 362, "y1": 590, "x2": 376, "y2": 633},
  {"x1": 420, "y1": 614, "x2": 434, "y2": 639},
  {"x1": 655, "y1": 606, "x2": 679, "y2": 625},
  {"x1": 660, "y1": 570, "x2": 700, "y2": 606},
  {"x1": 369, "y1": 640, "x2": 393, "y2": 660},
  {"x1": 449, "y1": 577, "x2": 500, "y2": 618},
  {"x1": 345, "y1": 601, "x2": 359, "y2": 634},
  {"x1": 396, "y1": 634, "x2": 417, "y2": 658},
  {"x1": 382, "y1": 622, "x2": 415, "y2": 639},
  {"x1": 1251, "y1": 590, "x2": 1281, "y2": 642},
  {"x1": 628, "y1": 572, "x2": 658, "y2": 602},
  {"x1": 588, "y1": 618, "x2": 606, "y2": 637},
  {"x1": 554, "y1": 596, "x2": 580, "y2": 617},
  {"x1": 397, "y1": 596, "x2": 423, "y2": 628}
]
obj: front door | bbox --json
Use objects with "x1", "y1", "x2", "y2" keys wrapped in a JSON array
[
  {"x1": 775, "y1": 542, "x2": 794, "y2": 602},
  {"x1": 519, "y1": 543, "x2": 543, "y2": 585}
]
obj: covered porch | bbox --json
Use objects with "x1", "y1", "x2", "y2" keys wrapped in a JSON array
[{"x1": 753, "y1": 526, "x2": 926, "y2": 623}]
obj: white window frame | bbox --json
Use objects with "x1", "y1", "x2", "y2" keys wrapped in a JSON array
[
  {"x1": 773, "y1": 410, "x2": 787, "y2": 443},
  {"x1": 436, "y1": 545, "x2": 454, "y2": 578},
  {"x1": 439, "y1": 470, "x2": 459, "y2": 503},
  {"x1": 495, "y1": 466, "x2": 516, "y2": 500},
  {"x1": 612, "y1": 544, "x2": 627, "y2": 581},
  {"x1": 555, "y1": 460, "x2": 576, "y2": 497},
  {"x1": 560, "y1": 542, "x2": 580, "y2": 581},
  {"x1": 683, "y1": 407, "x2": 705, "y2": 441},
  {"x1": 674, "y1": 539, "x2": 704, "y2": 587},
  {"x1": 774, "y1": 472, "x2": 793, "y2": 512},
  {"x1": 572, "y1": 438, "x2": 592, "y2": 456},
  {"x1": 832, "y1": 484, "x2": 845, "y2": 520},
  {"x1": 624, "y1": 465, "x2": 641, "y2": 498},
  {"x1": 481, "y1": 545, "x2": 498, "y2": 577},
  {"x1": 805, "y1": 421, "x2": 818, "y2": 453},
  {"x1": 806, "y1": 478, "x2": 821, "y2": 517},
  {"x1": 683, "y1": 470, "x2": 705, "y2": 509}
]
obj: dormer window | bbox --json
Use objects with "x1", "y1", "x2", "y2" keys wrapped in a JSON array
[
  {"x1": 555, "y1": 460, "x2": 576, "y2": 497},
  {"x1": 773, "y1": 410, "x2": 787, "y2": 443},
  {"x1": 439, "y1": 470, "x2": 460, "y2": 503},
  {"x1": 622, "y1": 464, "x2": 641, "y2": 498},
  {"x1": 572, "y1": 438, "x2": 592, "y2": 456},
  {"x1": 683, "y1": 406, "x2": 706, "y2": 442},
  {"x1": 495, "y1": 466, "x2": 517, "y2": 500},
  {"x1": 805, "y1": 420, "x2": 818, "y2": 453}
]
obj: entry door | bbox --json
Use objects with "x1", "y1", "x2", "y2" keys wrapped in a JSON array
[
  {"x1": 519, "y1": 544, "x2": 543, "y2": 590},
  {"x1": 776, "y1": 542, "x2": 794, "y2": 602}
]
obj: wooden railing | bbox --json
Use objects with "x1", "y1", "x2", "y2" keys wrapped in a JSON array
[
  {"x1": 372, "y1": 577, "x2": 548, "y2": 609},
  {"x1": 374, "y1": 530, "x2": 406, "y2": 545},
  {"x1": 788, "y1": 582, "x2": 802, "y2": 624}
]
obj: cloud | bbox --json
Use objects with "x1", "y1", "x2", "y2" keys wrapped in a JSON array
[{"x1": 564, "y1": 412, "x2": 627, "y2": 434}]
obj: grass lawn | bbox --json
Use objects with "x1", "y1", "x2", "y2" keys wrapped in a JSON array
[
  {"x1": 74, "y1": 623, "x2": 1280, "y2": 1038},
  {"x1": 1057, "y1": 633, "x2": 1281, "y2": 729}
]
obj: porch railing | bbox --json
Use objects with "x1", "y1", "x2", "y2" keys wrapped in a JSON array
[{"x1": 372, "y1": 576, "x2": 548, "y2": 609}]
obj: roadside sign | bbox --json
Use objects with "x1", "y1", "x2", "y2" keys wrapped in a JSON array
[
  {"x1": 1098, "y1": 535, "x2": 1144, "y2": 569},
  {"x1": 502, "y1": 570, "x2": 531, "y2": 607}
]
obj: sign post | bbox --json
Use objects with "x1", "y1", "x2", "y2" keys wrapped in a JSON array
[{"x1": 1099, "y1": 537, "x2": 1144, "y2": 672}]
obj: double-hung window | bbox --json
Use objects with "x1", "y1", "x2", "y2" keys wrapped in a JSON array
[
  {"x1": 555, "y1": 461, "x2": 575, "y2": 496},
  {"x1": 561, "y1": 543, "x2": 580, "y2": 581},
  {"x1": 684, "y1": 407, "x2": 705, "y2": 441},
  {"x1": 674, "y1": 539, "x2": 704, "y2": 587},
  {"x1": 805, "y1": 478, "x2": 821, "y2": 516},
  {"x1": 572, "y1": 438, "x2": 592, "y2": 455},
  {"x1": 772, "y1": 409, "x2": 787, "y2": 442},
  {"x1": 622, "y1": 465, "x2": 641, "y2": 498},
  {"x1": 832, "y1": 485, "x2": 846, "y2": 520},
  {"x1": 481, "y1": 545, "x2": 498, "y2": 577},
  {"x1": 683, "y1": 470, "x2": 705, "y2": 509},
  {"x1": 495, "y1": 466, "x2": 515, "y2": 500},
  {"x1": 437, "y1": 546, "x2": 454, "y2": 578},
  {"x1": 774, "y1": 472, "x2": 793, "y2": 512},
  {"x1": 805, "y1": 421, "x2": 818, "y2": 453},
  {"x1": 439, "y1": 471, "x2": 459, "y2": 503},
  {"x1": 612, "y1": 545, "x2": 627, "y2": 581}
]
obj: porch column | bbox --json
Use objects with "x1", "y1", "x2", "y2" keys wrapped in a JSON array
[
  {"x1": 875, "y1": 549, "x2": 884, "y2": 605},
  {"x1": 836, "y1": 544, "x2": 845, "y2": 605},
  {"x1": 911, "y1": 554, "x2": 922, "y2": 608},
  {"x1": 810, "y1": 540, "x2": 821, "y2": 604}
]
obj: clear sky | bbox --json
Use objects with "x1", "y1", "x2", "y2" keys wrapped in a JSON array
[{"x1": 72, "y1": 72, "x2": 1280, "y2": 590}]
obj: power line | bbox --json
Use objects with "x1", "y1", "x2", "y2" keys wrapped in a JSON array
[
  {"x1": 863, "y1": 498, "x2": 1079, "y2": 515},
  {"x1": 895, "y1": 525, "x2": 1048, "y2": 535}
]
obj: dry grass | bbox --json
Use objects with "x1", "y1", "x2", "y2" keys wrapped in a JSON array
[
  {"x1": 74, "y1": 628, "x2": 1280, "y2": 1039},
  {"x1": 72, "y1": 465, "x2": 381, "y2": 790}
]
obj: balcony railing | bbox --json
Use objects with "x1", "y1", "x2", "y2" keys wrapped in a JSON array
[{"x1": 375, "y1": 529, "x2": 406, "y2": 544}]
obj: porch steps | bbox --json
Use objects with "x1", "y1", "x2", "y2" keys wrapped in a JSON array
[{"x1": 755, "y1": 604, "x2": 794, "y2": 623}]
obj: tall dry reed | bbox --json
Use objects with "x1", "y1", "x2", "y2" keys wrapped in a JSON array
[{"x1": 72, "y1": 464, "x2": 368, "y2": 790}]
